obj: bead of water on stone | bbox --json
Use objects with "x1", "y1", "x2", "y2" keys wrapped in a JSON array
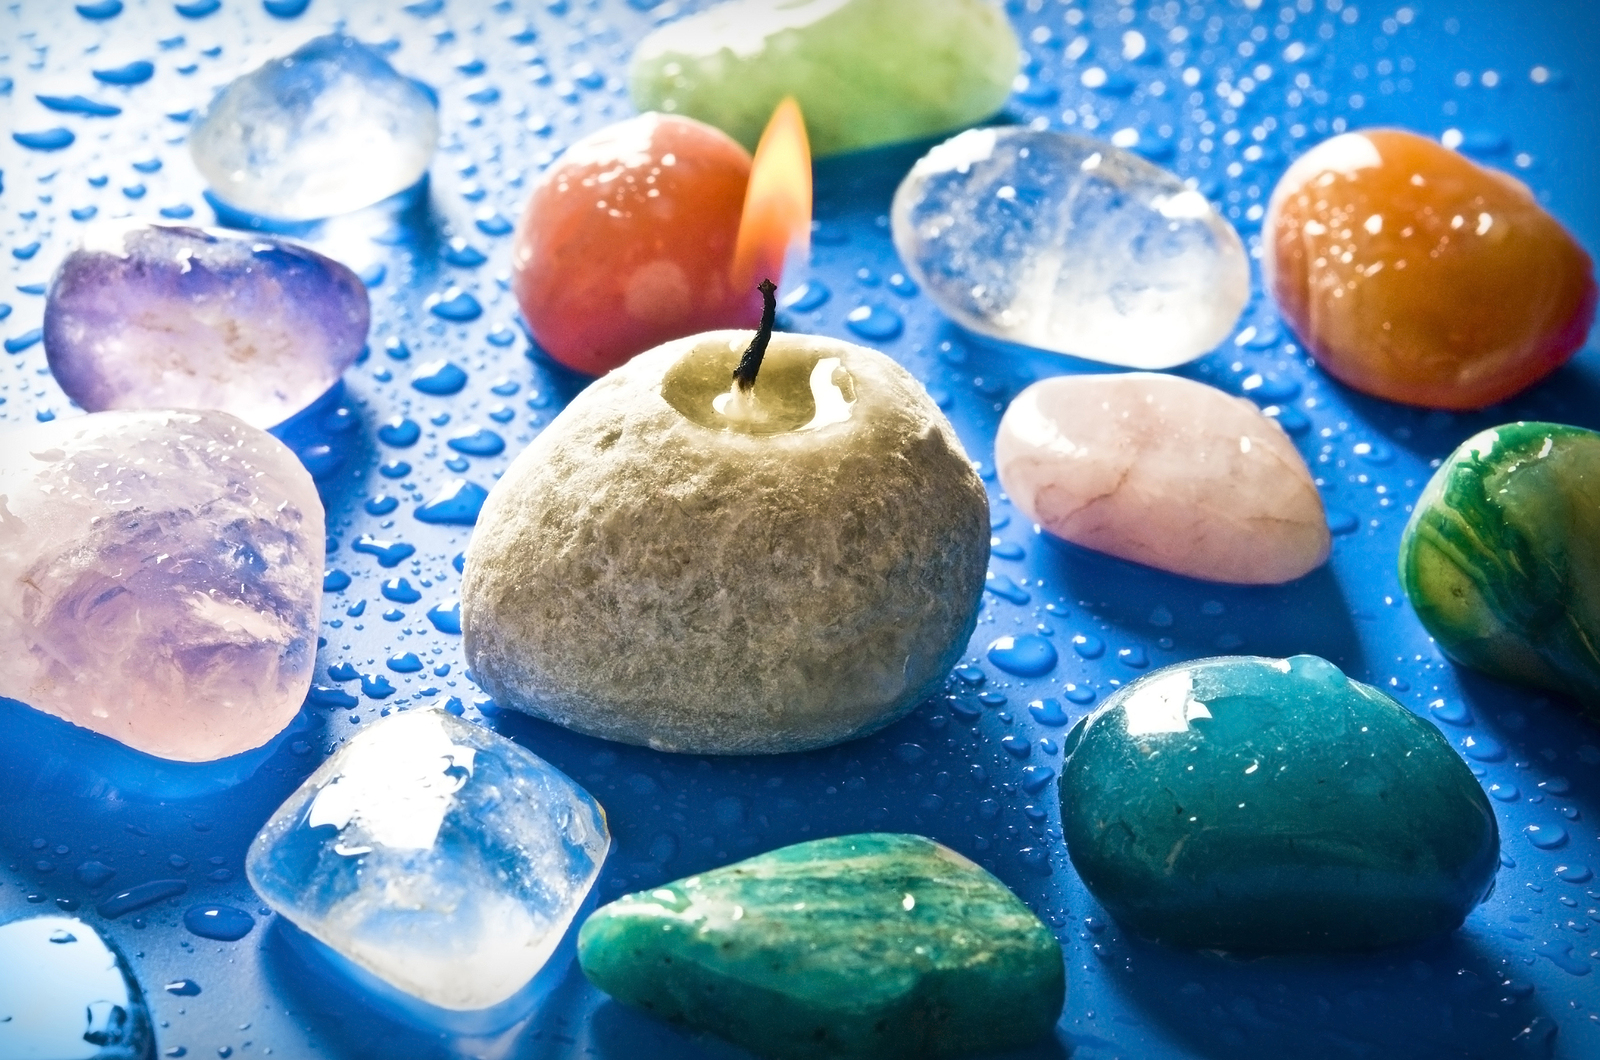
[
  {"x1": 893, "y1": 127, "x2": 1249, "y2": 368},
  {"x1": 190, "y1": 35, "x2": 439, "y2": 221}
]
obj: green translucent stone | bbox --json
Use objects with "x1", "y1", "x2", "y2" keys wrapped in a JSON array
[
  {"x1": 1059, "y1": 655, "x2": 1499, "y2": 952},
  {"x1": 628, "y1": 0, "x2": 1021, "y2": 157},
  {"x1": 577, "y1": 833, "x2": 1064, "y2": 1059},
  {"x1": 1399, "y1": 421, "x2": 1600, "y2": 718}
]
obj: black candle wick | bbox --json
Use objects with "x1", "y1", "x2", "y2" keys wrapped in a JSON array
[{"x1": 732, "y1": 278, "x2": 778, "y2": 392}]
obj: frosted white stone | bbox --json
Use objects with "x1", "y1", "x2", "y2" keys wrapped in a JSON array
[
  {"x1": 190, "y1": 35, "x2": 439, "y2": 221},
  {"x1": 892, "y1": 128, "x2": 1250, "y2": 368},
  {"x1": 246, "y1": 709, "x2": 609, "y2": 1012},
  {"x1": 0, "y1": 409, "x2": 323, "y2": 761},
  {"x1": 995, "y1": 373, "x2": 1329, "y2": 584}
]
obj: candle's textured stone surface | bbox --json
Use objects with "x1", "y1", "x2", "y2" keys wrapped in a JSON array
[
  {"x1": 578, "y1": 833, "x2": 1064, "y2": 1060},
  {"x1": 461, "y1": 331, "x2": 988, "y2": 754},
  {"x1": 0, "y1": 915, "x2": 155, "y2": 1060},
  {"x1": 44, "y1": 222, "x2": 369, "y2": 428},
  {"x1": 247, "y1": 709, "x2": 608, "y2": 1011},
  {"x1": 1060, "y1": 655, "x2": 1499, "y2": 952},
  {"x1": 892, "y1": 128, "x2": 1249, "y2": 368},
  {"x1": 1400, "y1": 422, "x2": 1600, "y2": 719},
  {"x1": 1265, "y1": 129, "x2": 1595, "y2": 409},
  {"x1": 190, "y1": 34, "x2": 439, "y2": 220},
  {"x1": 628, "y1": 0, "x2": 1019, "y2": 157},
  {"x1": 0, "y1": 410, "x2": 323, "y2": 762},
  {"x1": 995, "y1": 373, "x2": 1328, "y2": 584}
]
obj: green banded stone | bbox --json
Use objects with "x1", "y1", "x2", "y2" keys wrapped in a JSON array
[
  {"x1": 628, "y1": 0, "x2": 1020, "y2": 157},
  {"x1": 577, "y1": 833, "x2": 1063, "y2": 1059},
  {"x1": 1399, "y1": 421, "x2": 1600, "y2": 719},
  {"x1": 1059, "y1": 655, "x2": 1499, "y2": 952}
]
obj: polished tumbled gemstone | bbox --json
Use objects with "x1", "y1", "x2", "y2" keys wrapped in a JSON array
[
  {"x1": 1400, "y1": 422, "x2": 1600, "y2": 719},
  {"x1": 44, "y1": 222, "x2": 369, "y2": 428},
  {"x1": 1060, "y1": 655, "x2": 1499, "y2": 952},
  {"x1": 1265, "y1": 129, "x2": 1596, "y2": 409},
  {"x1": 578, "y1": 833, "x2": 1064, "y2": 1060},
  {"x1": 995, "y1": 373, "x2": 1328, "y2": 583},
  {"x1": 190, "y1": 34, "x2": 439, "y2": 220},
  {"x1": 892, "y1": 127, "x2": 1249, "y2": 368},
  {"x1": 0, "y1": 916, "x2": 154, "y2": 1060},
  {"x1": 248, "y1": 709, "x2": 609, "y2": 1012},
  {"x1": 629, "y1": 0, "x2": 1018, "y2": 157},
  {"x1": 0, "y1": 410, "x2": 323, "y2": 762}
]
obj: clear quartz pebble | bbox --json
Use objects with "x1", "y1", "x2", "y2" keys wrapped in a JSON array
[
  {"x1": 891, "y1": 128, "x2": 1250, "y2": 368},
  {"x1": 0, "y1": 409, "x2": 324, "y2": 762},
  {"x1": 246, "y1": 709, "x2": 609, "y2": 1012},
  {"x1": 190, "y1": 35, "x2": 440, "y2": 221},
  {"x1": 44, "y1": 222, "x2": 369, "y2": 429}
]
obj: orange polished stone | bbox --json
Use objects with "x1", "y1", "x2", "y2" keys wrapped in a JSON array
[
  {"x1": 512, "y1": 113, "x2": 758, "y2": 377},
  {"x1": 1265, "y1": 129, "x2": 1596, "y2": 410}
]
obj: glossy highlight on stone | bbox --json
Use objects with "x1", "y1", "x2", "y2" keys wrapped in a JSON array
[
  {"x1": 247, "y1": 708, "x2": 609, "y2": 1011},
  {"x1": 578, "y1": 833, "x2": 1064, "y2": 1060},
  {"x1": 995, "y1": 373, "x2": 1329, "y2": 583},
  {"x1": 1265, "y1": 129, "x2": 1596, "y2": 409},
  {"x1": 0, "y1": 410, "x2": 323, "y2": 762},
  {"x1": 892, "y1": 128, "x2": 1249, "y2": 368},
  {"x1": 44, "y1": 222, "x2": 369, "y2": 428},
  {"x1": 462, "y1": 331, "x2": 987, "y2": 754},
  {"x1": 628, "y1": 0, "x2": 1019, "y2": 157},
  {"x1": 1399, "y1": 422, "x2": 1600, "y2": 719},
  {"x1": 190, "y1": 34, "x2": 440, "y2": 221},
  {"x1": 1059, "y1": 655, "x2": 1499, "y2": 951}
]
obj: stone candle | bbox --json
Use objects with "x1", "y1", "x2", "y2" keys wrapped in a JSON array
[{"x1": 461, "y1": 289, "x2": 988, "y2": 754}]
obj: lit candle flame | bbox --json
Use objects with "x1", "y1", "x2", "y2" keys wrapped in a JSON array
[{"x1": 730, "y1": 96, "x2": 812, "y2": 292}]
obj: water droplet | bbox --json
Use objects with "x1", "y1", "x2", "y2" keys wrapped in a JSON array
[
  {"x1": 364, "y1": 495, "x2": 399, "y2": 516},
  {"x1": 426, "y1": 288, "x2": 483, "y2": 322},
  {"x1": 447, "y1": 426, "x2": 505, "y2": 456},
  {"x1": 351, "y1": 535, "x2": 416, "y2": 568},
  {"x1": 361, "y1": 674, "x2": 396, "y2": 699},
  {"x1": 1428, "y1": 697, "x2": 1471, "y2": 725},
  {"x1": 1071, "y1": 633, "x2": 1105, "y2": 660},
  {"x1": 309, "y1": 685, "x2": 358, "y2": 708},
  {"x1": 414, "y1": 479, "x2": 488, "y2": 525},
  {"x1": 1461, "y1": 734, "x2": 1506, "y2": 761},
  {"x1": 1555, "y1": 864, "x2": 1593, "y2": 884},
  {"x1": 164, "y1": 978, "x2": 202, "y2": 996},
  {"x1": 183, "y1": 904, "x2": 254, "y2": 941},
  {"x1": 990, "y1": 540, "x2": 1025, "y2": 560},
  {"x1": 263, "y1": 0, "x2": 311, "y2": 16},
  {"x1": 1063, "y1": 684, "x2": 1096, "y2": 705},
  {"x1": 1489, "y1": 782, "x2": 1520, "y2": 802},
  {"x1": 1019, "y1": 765, "x2": 1056, "y2": 794},
  {"x1": 328, "y1": 662, "x2": 359, "y2": 681},
  {"x1": 780, "y1": 280, "x2": 830, "y2": 312},
  {"x1": 323, "y1": 569, "x2": 352, "y2": 592},
  {"x1": 427, "y1": 600, "x2": 462, "y2": 635},
  {"x1": 1534, "y1": 940, "x2": 1590, "y2": 976},
  {"x1": 1326, "y1": 508, "x2": 1359, "y2": 535},
  {"x1": 98, "y1": 879, "x2": 187, "y2": 919},
  {"x1": 410, "y1": 360, "x2": 468, "y2": 395},
  {"x1": 1117, "y1": 646, "x2": 1149, "y2": 669},
  {"x1": 1028, "y1": 698, "x2": 1068, "y2": 726},
  {"x1": 6, "y1": 330, "x2": 44, "y2": 354},
  {"x1": 1001, "y1": 734, "x2": 1032, "y2": 758},
  {"x1": 476, "y1": 214, "x2": 513, "y2": 236},
  {"x1": 1526, "y1": 823, "x2": 1569, "y2": 850},
  {"x1": 37, "y1": 94, "x2": 122, "y2": 117},
  {"x1": 13, "y1": 128, "x2": 76, "y2": 151},
  {"x1": 987, "y1": 634, "x2": 1058, "y2": 677},
  {"x1": 74, "y1": 861, "x2": 116, "y2": 888},
  {"x1": 984, "y1": 572, "x2": 1029, "y2": 604},
  {"x1": 844, "y1": 303, "x2": 904, "y2": 341},
  {"x1": 443, "y1": 239, "x2": 487, "y2": 267},
  {"x1": 93, "y1": 60, "x2": 155, "y2": 85},
  {"x1": 176, "y1": 0, "x2": 222, "y2": 16},
  {"x1": 380, "y1": 578, "x2": 421, "y2": 604},
  {"x1": 76, "y1": 0, "x2": 124, "y2": 18},
  {"x1": 387, "y1": 652, "x2": 423, "y2": 673}
]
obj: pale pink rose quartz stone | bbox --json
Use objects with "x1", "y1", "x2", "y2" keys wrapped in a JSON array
[
  {"x1": 0, "y1": 409, "x2": 324, "y2": 761},
  {"x1": 995, "y1": 373, "x2": 1330, "y2": 584}
]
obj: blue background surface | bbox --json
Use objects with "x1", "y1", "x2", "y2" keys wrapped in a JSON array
[{"x1": 2, "y1": 1, "x2": 1598, "y2": 1058}]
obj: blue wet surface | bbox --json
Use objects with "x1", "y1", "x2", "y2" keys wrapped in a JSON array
[{"x1": 1, "y1": 2, "x2": 1599, "y2": 1059}]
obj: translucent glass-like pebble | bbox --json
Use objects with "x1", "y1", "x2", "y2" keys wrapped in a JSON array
[
  {"x1": 1060, "y1": 655, "x2": 1500, "y2": 951},
  {"x1": 0, "y1": 410, "x2": 324, "y2": 761},
  {"x1": 190, "y1": 35, "x2": 439, "y2": 221},
  {"x1": 247, "y1": 708, "x2": 609, "y2": 1011},
  {"x1": 892, "y1": 128, "x2": 1249, "y2": 368},
  {"x1": 0, "y1": 916, "x2": 154, "y2": 1059},
  {"x1": 44, "y1": 223, "x2": 369, "y2": 429},
  {"x1": 995, "y1": 374, "x2": 1329, "y2": 584},
  {"x1": 628, "y1": 0, "x2": 1019, "y2": 157}
]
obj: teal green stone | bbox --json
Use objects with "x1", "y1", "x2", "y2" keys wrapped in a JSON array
[
  {"x1": 577, "y1": 833, "x2": 1064, "y2": 1059},
  {"x1": 1059, "y1": 655, "x2": 1499, "y2": 952},
  {"x1": 627, "y1": 0, "x2": 1021, "y2": 157},
  {"x1": 1399, "y1": 421, "x2": 1600, "y2": 720}
]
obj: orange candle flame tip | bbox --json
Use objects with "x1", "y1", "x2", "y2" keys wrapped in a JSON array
[{"x1": 731, "y1": 96, "x2": 813, "y2": 292}]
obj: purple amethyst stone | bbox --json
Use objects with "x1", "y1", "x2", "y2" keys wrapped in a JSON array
[{"x1": 43, "y1": 222, "x2": 369, "y2": 428}]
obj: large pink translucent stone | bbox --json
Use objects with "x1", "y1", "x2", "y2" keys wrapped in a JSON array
[
  {"x1": 995, "y1": 373, "x2": 1330, "y2": 584},
  {"x1": 0, "y1": 410, "x2": 324, "y2": 761}
]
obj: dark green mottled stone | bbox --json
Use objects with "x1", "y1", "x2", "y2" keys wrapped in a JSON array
[
  {"x1": 1399, "y1": 421, "x2": 1600, "y2": 719},
  {"x1": 1059, "y1": 655, "x2": 1499, "y2": 952},
  {"x1": 577, "y1": 833, "x2": 1064, "y2": 1060}
]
